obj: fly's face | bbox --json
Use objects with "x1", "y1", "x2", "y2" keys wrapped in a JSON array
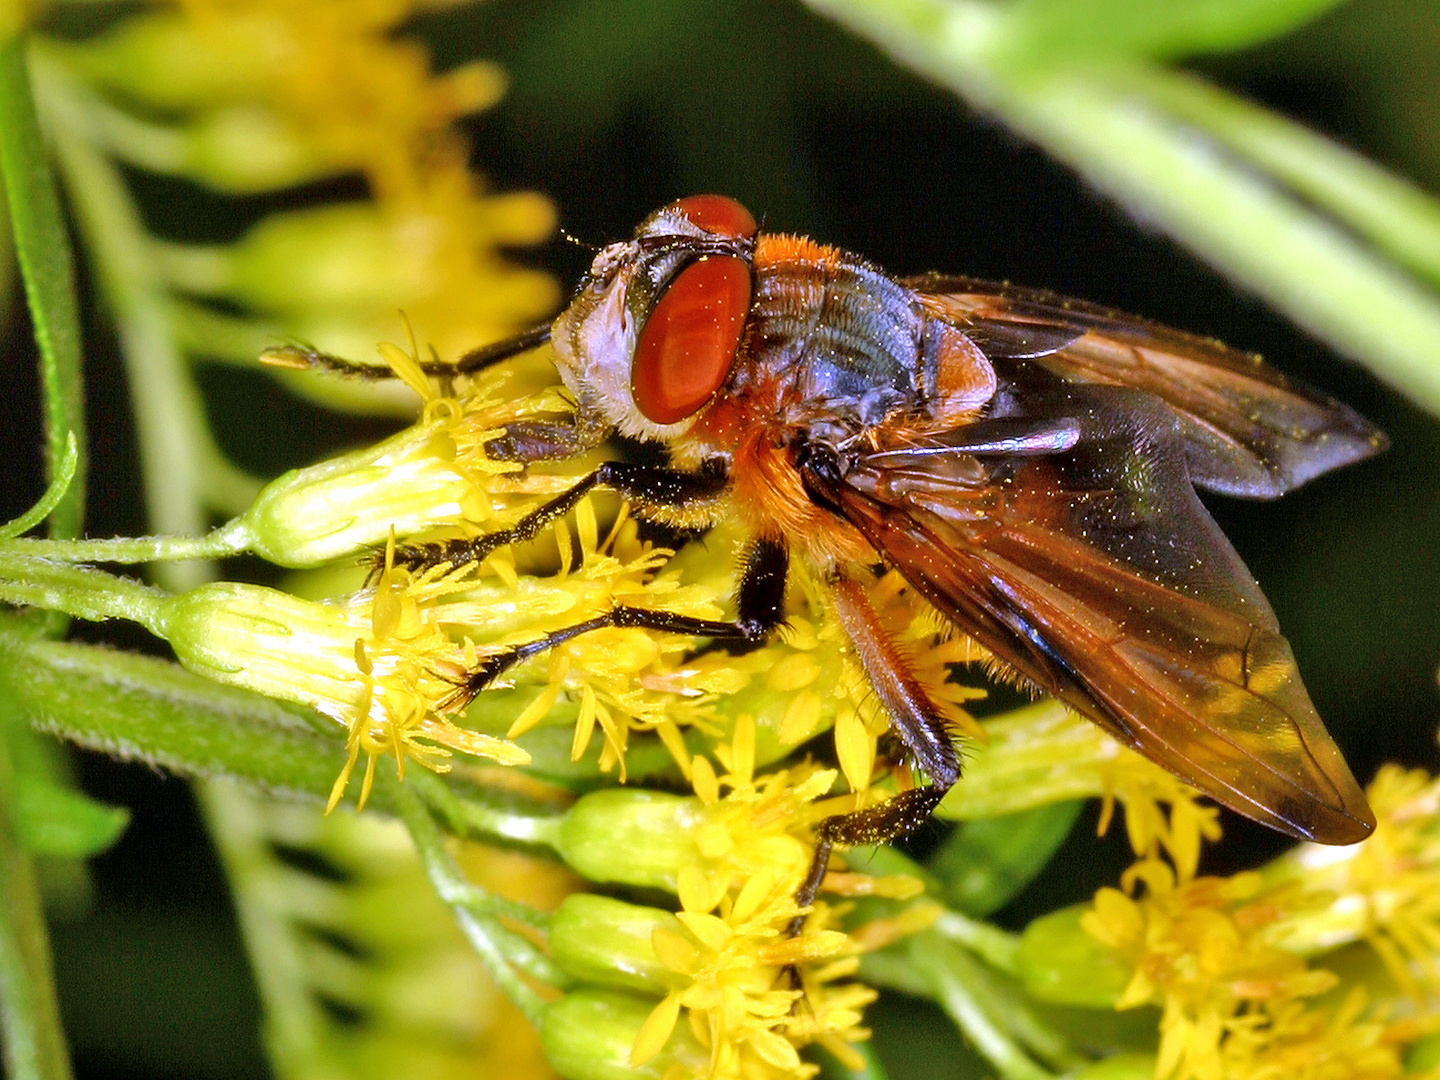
[{"x1": 550, "y1": 195, "x2": 758, "y2": 444}]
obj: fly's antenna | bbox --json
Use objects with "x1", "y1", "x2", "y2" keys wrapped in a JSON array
[{"x1": 559, "y1": 226, "x2": 599, "y2": 253}]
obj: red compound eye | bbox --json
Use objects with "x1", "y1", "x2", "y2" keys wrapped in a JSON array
[
  {"x1": 671, "y1": 194, "x2": 757, "y2": 239},
  {"x1": 631, "y1": 255, "x2": 751, "y2": 425}
]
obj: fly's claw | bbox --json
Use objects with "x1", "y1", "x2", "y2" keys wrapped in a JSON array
[{"x1": 435, "y1": 651, "x2": 514, "y2": 714}]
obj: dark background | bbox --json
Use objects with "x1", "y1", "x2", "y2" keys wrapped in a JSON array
[{"x1": 4, "y1": 1, "x2": 1439, "y2": 1077}]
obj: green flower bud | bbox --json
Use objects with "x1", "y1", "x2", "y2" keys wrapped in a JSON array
[
  {"x1": 549, "y1": 895, "x2": 682, "y2": 994},
  {"x1": 156, "y1": 582, "x2": 367, "y2": 717},
  {"x1": 1017, "y1": 904, "x2": 1132, "y2": 1008},
  {"x1": 541, "y1": 990, "x2": 706, "y2": 1080},
  {"x1": 154, "y1": 581, "x2": 527, "y2": 780},
  {"x1": 55, "y1": 12, "x2": 275, "y2": 110},
  {"x1": 223, "y1": 204, "x2": 432, "y2": 313},
  {"x1": 554, "y1": 790, "x2": 702, "y2": 892},
  {"x1": 229, "y1": 420, "x2": 494, "y2": 567},
  {"x1": 161, "y1": 201, "x2": 559, "y2": 325},
  {"x1": 183, "y1": 107, "x2": 334, "y2": 193}
]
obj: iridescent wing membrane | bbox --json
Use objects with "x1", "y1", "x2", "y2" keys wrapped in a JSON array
[
  {"x1": 912, "y1": 275, "x2": 1387, "y2": 498},
  {"x1": 809, "y1": 280, "x2": 1383, "y2": 843}
]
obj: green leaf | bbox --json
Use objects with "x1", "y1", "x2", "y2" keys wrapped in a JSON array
[
  {"x1": 5, "y1": 732, "x2": 127, "y2": 858},
  {"x1": 1017, "y1": 904, "x2": 1131, "y2": 1007},
  {"x1": 0, "y1": 32, "x2": 87, "y2": 544},
  {"x1": 11, "y1": 773, "x2": 128, "y2": 859},
  {"x1": 929, "y1": 801, "x2": 1083, "y2": 916},
  {"x1": 995, "y1": 0, "x2": 1348, "y2": 62}
]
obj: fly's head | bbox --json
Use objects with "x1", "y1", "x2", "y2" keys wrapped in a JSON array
[{"x1": 551, "y1": 195, "x2": 758, "y2": 445}]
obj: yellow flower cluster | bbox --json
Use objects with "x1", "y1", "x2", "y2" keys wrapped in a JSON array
[
  {"x1": 1080, "y1": 763, "x2": 1440, "y2": 1080},
  {"x1": 39, "y1": 10, "x2": 1422, "y2": 1080},
  {"x1": 45, "y1": 0, "x2": 558, "y2": 387},
  {"x1": 631, "y1": 718, "x2": 926, "y2": 1079},
  {"x1": 1270, "y1": 764, "x2": 1440, "y2": 993}
]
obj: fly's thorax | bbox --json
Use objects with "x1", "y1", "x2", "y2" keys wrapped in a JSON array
[
  {"x1": 741, "y1": 236, "x2": 920, "y2": 433},
  {"x1": 740, "y1": 235, "x2": 997, "y2": 438}
]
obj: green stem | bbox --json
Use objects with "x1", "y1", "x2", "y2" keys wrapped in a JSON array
[
  {"x1": 909, "y1": 937, "x2": 1057, "y2": 1080},
  {"x1": 987, "y1": 70, "x2": 1440, "y2": 411},
  {"x1": 408, "y1": 770, "x2": 564, "y2": 927},
  {"x1": 931, "y1": 909, "x2": 1023, "y2": 975},
  {"x1": 1, "y1": 520, "x2": 252, "y2": 565},
  {"x1": 194, "y1": 781, "x2": 337, "y2": 1078},
  {"x1": 170, "y1": 299, "x2": 287, "y2": 365},
  {"x1": 0, "y1": 32, "x2": 86, "y2": 546},
  {"x1": 0, "y1": 710, "x2": 75, "y2": 1080},
  {"x1": 1124, "y1": 66, "x2": 1440, "y2": 290},
  {"x1": 414, "y1": 768, "x2": 569, "y2": 852},
  {"x1": 0, "y1": 435, "x2": 77, "y2": 543},
  {"x1": 0, "y1": 555, "x2": 169, "y2": 633},
  {"x1": 25, "y1": 43, "x2": 189, "y2": 176},
  {"x1": 30, "y1": 52, "x2": 223, "y2": 589},
  {"x1": 392, "y1": 780, "x2": 562, "y2": 1024}
]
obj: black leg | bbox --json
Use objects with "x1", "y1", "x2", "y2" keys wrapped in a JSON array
[
  {"x1": 384, "y1": 459, "x2": 731, "y2": 578},
  {"x1": 449, "y1": 324, "x2": 552, "y2": 374},
  {"x1": 789, "y1": 576, "x2": 962, "y2": 923},
  {"x1": 787, "y1": 786, "x2": 949, "y2": 936},
  {"x1": 735, "y1": 536, "x2": 790, "y2": 644},
  {"x1": 440, "y1": 539, "x2": 792, "y2": 709},
  {"x1": 260, "y1": 323, "x2": 552, "y2": 380}
]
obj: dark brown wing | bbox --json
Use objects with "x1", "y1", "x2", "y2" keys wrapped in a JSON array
[
  {"x1": 910, "y1": 274, "x2": 1387, "y2": 499},
  {"x1": 801, "y1": 378, "x2": 1374, "y2": 844}
]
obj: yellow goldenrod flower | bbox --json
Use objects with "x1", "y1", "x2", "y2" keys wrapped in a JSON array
[
  {"x1": 155, "y1": 578, "x2": 529, "y2": 808},
  {"x1": 1267, "y1": 764, "x2": 1440, "y2": 994},
  {"x1": 628, "y1": 718, "x2": 920, "y2": 1078},
  {"x1": 13, "y1": 5, "x2": 1431, "y2": 1080},
  {"x1": 235, "y1": 339, "x2": 580, "y2": 566},
  {"x1": 1082, "y1": 860, "x2": 1335, "y2": 1080},
  {"x1": 538, "y1": 718, "x2": 928, "y2": 1079},
  {"x1": 43, "y1": 0, "x2": 558, "y2": 397},
  {"x1": 1070, "y1": 849, "x2": 1440, "y2": 1080}
]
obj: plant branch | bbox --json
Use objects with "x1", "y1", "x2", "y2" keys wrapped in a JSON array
[
  {"x1": 0, "y1": 707, "x2": 74, "y2": 1080},
  {"x1": 393, "y1": 779, "x2": 563, "y2": 1025}
]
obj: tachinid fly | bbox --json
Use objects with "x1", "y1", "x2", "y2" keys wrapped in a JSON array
[{"x1": 301, "y1": 195, "x2": 1386, "y2": 902}]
